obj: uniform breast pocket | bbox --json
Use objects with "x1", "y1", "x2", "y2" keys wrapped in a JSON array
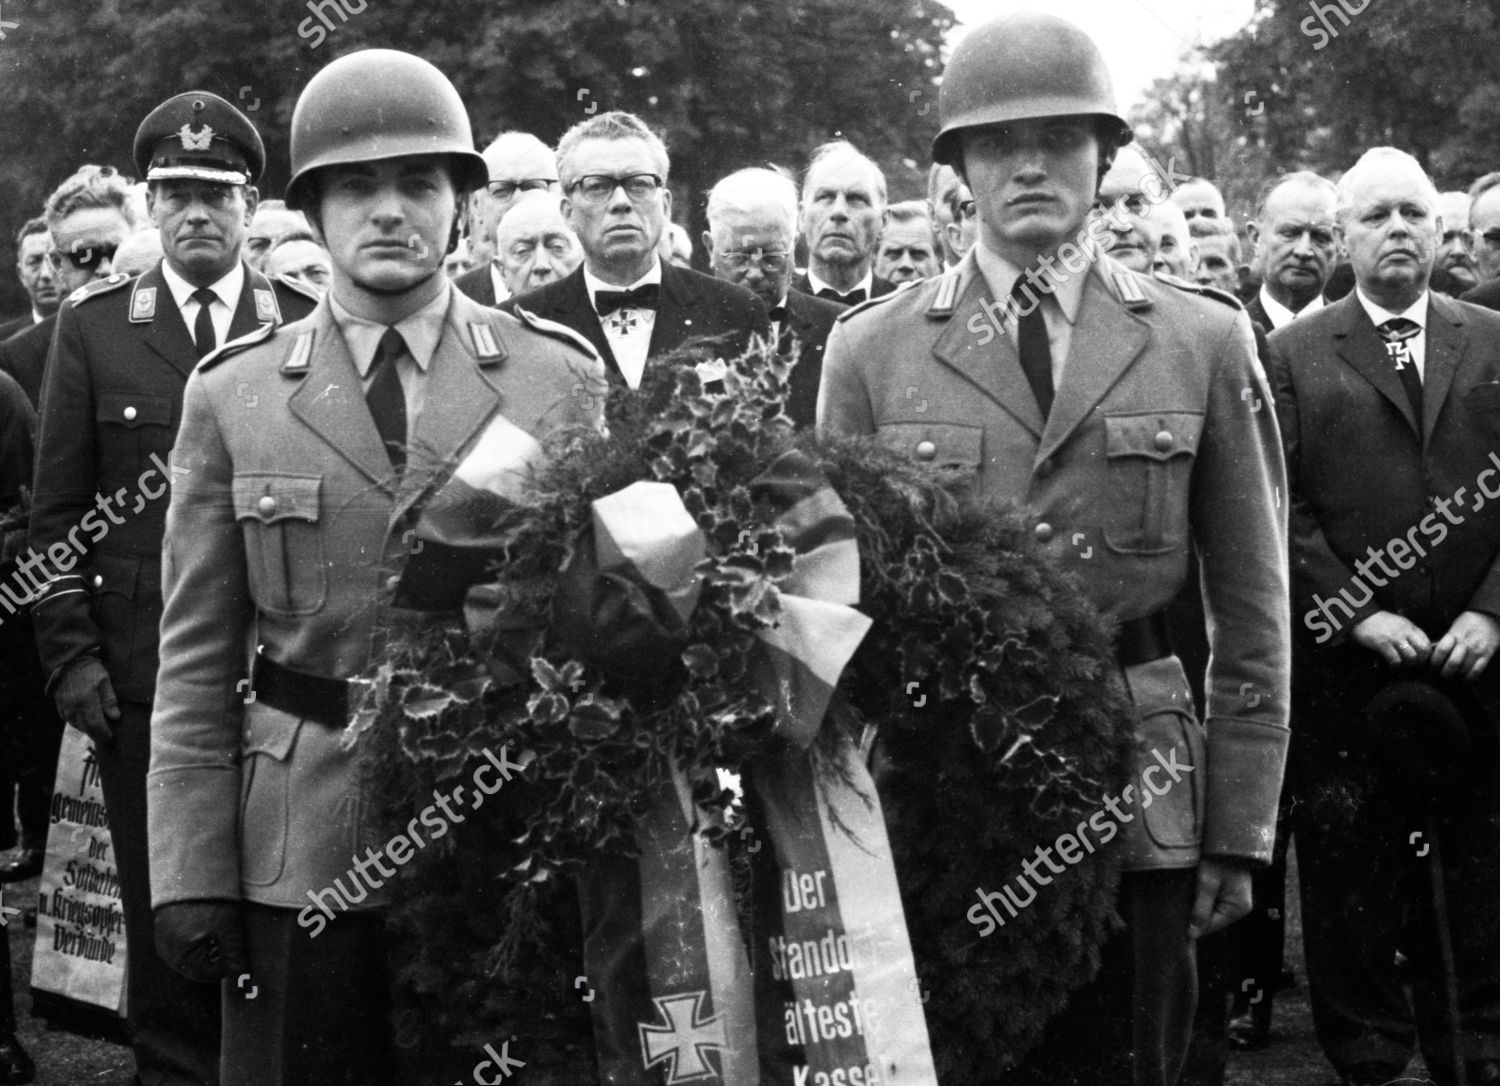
[
  {"x1": 97, "y1": 392, "x2": 175, "y2": 462},
  {"x1": 233, "y1": 473, "x2": 327, "y2": 617},
  {"x1": 875, "y1": 421, "x2": 983, "y2": 475},
  {"x1": 1102, "y1": 412, "x2": 1203, "y2": 555}
]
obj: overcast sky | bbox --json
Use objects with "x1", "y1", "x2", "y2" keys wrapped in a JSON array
[{"x1": 943, "y1": 0, "x2": 1258, "y2": 114}]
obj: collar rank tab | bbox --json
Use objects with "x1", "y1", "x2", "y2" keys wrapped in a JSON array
[
  {"x1": 1113, "y1": 271, "x2": 1150, "y2": 310},
  {"x1": 926, "y1": 273, "x2": 961, "y2": 319},
  {"x1": 470, "y1": 322, "x2": 504, "y2": 364},
  {"x1": 129, "y1": 285, "x2": 157, "y2": 323},
  {"x1": 280, "y1": 330, "x2": 314, "y2": 374},
  {"x1": 254, "y1": 287, "x2": 279, "y2": 324}
]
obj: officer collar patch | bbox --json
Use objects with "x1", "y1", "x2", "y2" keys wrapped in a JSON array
[
  {"x1": 281, "y1": 330, "x2": 314, "y2": 374},
  {"x1": 469, "y1": 322, "x2": 504, "y2": 364},
  {"x1": 926, "y1": 273, "x2": 961, "y2": 319},
  {"x1": 130, "y1": 286, "x2": 157, "y2": 323},
  {"x1": 178, "y1": 123, "x2": 214, "y2": 151},
  {"x1": 254, "y1": 288, "x2": 278, "y2": 324},
  {"x1": 1112, "y1": 271, "x2": 1151, "y2": 310}
]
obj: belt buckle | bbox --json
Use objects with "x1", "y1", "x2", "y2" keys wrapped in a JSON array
[{"x1": 341, "y1": 676, "x2": 380, "y2": 751}]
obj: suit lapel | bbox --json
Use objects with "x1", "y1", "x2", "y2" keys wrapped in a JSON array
[
  {"x1": 545, "y1": 267, "x2": 617, "y2": 376},
  {"x1": 1037, "y1": 264, "x2": 1150, "y2": 464},
  {"x1": 1332, "y1": 294, "x2": 1419, "y2": 436},
  {"x1": 1423, "y1": 293, "x2": 1467, "y2": 444},
  {"x1": 930, "y1": 253, "x2": 1044, "y2": 439},
  {"x1": 648, "y1": 261, "x2": 694, "y2": 359},
  {"x1": 136, "y1": 265, "x2": 199, "y2": 379},
  {"x1": 390, "y1": 294, "x2": 502, "y2": 526},
  {"x1": 226, "y1": 264, "x2": 279, "y2": 342},
  {"x1": 288, "y1": 302, "x2": 393, "y2": 490}
]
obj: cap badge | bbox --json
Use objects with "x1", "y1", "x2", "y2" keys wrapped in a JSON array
[{"x1": 177, "y1": 123, "x2": 214, "y2": 151}]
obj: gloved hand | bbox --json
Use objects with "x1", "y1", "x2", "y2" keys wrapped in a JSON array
[
  {"x1": 154, "y1": 900, "x2": 249, "y2": 982},
  {"x1": 54, "y1": 656, "x2": 120, "y2": 744}
]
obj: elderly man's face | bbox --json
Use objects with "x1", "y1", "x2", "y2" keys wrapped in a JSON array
[
  {"x1": 800, "y1": 153, "x2": 885, "y2": 272},
  {"x1": 16, "y1": 231, "x2": 59, "y2": 314},
  {"x1": 561, "y1": 137, "x2": 670, "y2": 281},
  {"x1": 875, "y1": 218, "x2": 938, "y2": 284},
  {"x1": 1252, "y1": 180, "x2": 1338, "y2": 306},
  {"x1": 244, "y1": 205, "x2": 306, "y2": 270},
  {"x1": 1436, "y1": 191, "x2": 1478, "y2": 290},
  {"x1": 706, "y1": 209, "x2": 794, "y2": 309},
  {"x1": 1150, "y1": 202, "x2": 1195, "y2": 280},
  {"x1": 497, "y1": 199, "x2": 583, "y2": 295},
  {"x1": 1193, "y1": 233, "x2": 1240, "y2": 294},
  {"x1": 1470, "y1": 186, "x2": 1500, "y2": 281},
  {"x1": 1094, "y1": 145, "x2": 1163, "y2": 273},
  {"x1": 1338, "y1": 158, "x2": 1440, "y2": 306},
  {"x1": 1171, "y1": 179, "x2": 1225, "y2": 224},
  {"x1": 470, "y1": 138, "x2": 558, "y2": 267}
]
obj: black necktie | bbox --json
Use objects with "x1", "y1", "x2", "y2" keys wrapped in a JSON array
[
  {"x1": 595, "y1": 283, "x2": 660, "y2": 315},
  {"x1": 368, "y1": 328, "x2": 409, "y2": 471},
  {"x1": 1012, "y1": 279, "x2": 1054, "y2": 419},
  {"x1": 1377, "y1": 317, "x2": 1423, "y2": 421},
  {"x1": 192, "y1": 288, "x2": 217, "y2": 359},
  {"x1": 816, "y1": 287, "x2": 865, "y2": 306}
]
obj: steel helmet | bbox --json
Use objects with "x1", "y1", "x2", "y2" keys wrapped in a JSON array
[
  {"x1": 932, "y1": 13, "x2": 1132, "y2": 167},
  {"x1": 285, "y1": 49, "x2": 488, "y2": 211}
]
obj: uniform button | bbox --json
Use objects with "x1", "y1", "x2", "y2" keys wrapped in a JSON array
[
  {"x1": 914, "y1": 440, "x2": 937, "y2": 461},
  {"x1": 1034, "y1": 522, "x2": 1053, "y2": 543},
  {"x1": 92, "y1": 574, "x2": 103, "y2": 588},
  {"x1": 1035, "y1": 458, "x2": 1054, "y2": 478},
  {"x1": 257, "y1": 495, "x2": 277, "y2": 516},
  {"x1": 122, "y1": 406, "x2": 137, "y2": 421},
  {"x1": 1154, "y1": 430, "x2": 1173, "y2": 451}
]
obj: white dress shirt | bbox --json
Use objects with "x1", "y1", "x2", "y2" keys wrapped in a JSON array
[
  {"x1": 1257, "y1": 285, "x2": 1325, "y2": 331},
  {"x1": 585, "y1": 261, "x2": 661, "y2": 390},
  {"x1": 160, "y1": 260, "x2": 244, "y2": 351},
  {"x1": 1355, "y1": 287, "x2": 1429, "y2": 381}
]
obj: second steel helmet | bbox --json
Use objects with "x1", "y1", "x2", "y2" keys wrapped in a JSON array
[
  {"x1": 285, "y1": 49, "x2": 488, "y2": 210},
  {"x1": 932, "y1": 13, "x2": 1132, "y2": 167}
]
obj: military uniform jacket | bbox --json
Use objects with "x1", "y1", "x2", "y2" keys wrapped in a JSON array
[
  {"x1": 818, "y1": 250, "x2": 1291, "y2": 869},
  {"x1": 146, "y1": 288, "x2": 603, "y2": 909},
  {"x1": 28, "y1": 262, "x2": 316, "y2": 703}
]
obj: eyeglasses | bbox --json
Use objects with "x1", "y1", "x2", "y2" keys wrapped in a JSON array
[
  {"x1": 48, "y1": 242, "x2": 119, "y2": 272},
  {"x1": 956, "y1": 199, "x2": 977, "y2": 220},
  {"x1": 720, "y1": 249, "x2": 790, "y2": 273},
  {"x1": 1477, "y1": 229, "x2": 1500, "y2": 249},
  {"x1": 565, "y1": 173, "x2": 664, "y2": 203},
  {"x1": 486, "y1": 178, "x2": 557, "y2": 199}
]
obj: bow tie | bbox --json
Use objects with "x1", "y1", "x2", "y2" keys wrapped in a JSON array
[
  {"x1": 595, "y1": 283, "x2": 660, "y2": 315},
  {"x1": 768, "y1": 305, "x2": 788, "y2": 323},
  {"x1": 815, "y1": 287, "x2": 865, "y2": 306}
]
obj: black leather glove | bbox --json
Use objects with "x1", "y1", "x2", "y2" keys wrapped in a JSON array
[
  {"x1": 154, "y1": 900, "x2": 249, "y2": 982},
  {"x1": 53, "y1": 656, "x2": 120, "y2": 744}
]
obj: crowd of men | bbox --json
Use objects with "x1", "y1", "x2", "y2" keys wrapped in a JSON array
[{"x1": 0, "y1": 11, "x2": 1498, "y2": 1086}]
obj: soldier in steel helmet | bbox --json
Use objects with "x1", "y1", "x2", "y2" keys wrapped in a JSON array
[
  {"x1": 145, "y1": 50, "x2": 603, "y2": 1085},
  {"x1": 818, "y1": 13, "x2": 1290, "y2": 1085},
  {"x1": 27, "y1": 91, "x2": 317, "y2": 1086}
]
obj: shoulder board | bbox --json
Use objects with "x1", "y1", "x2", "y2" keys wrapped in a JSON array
[
  {"x1": 925, "y1": 272, "x2": 962, "y2": 320},
  {"x1": 272, "y1": 272, "x2": 321, "y2": 306},
  {"x1": 1155, "y1": 273, "x2": 1243, "y2": 310},
  {"x1": 1110, "y1": 270, "x2": 1154, "y2": 311},
  {"x1": 510, "y1": 305, "x2": 600, "y2": 360},
  {"x1": 67, "y1": 273, "x2": 132, "y2": 307},
  {"x1": 833, "y1": 287, "x2": 904, "y2": 324},
  {"x1": 197, "y1": 321, "x2": 277, "y2": 372}
]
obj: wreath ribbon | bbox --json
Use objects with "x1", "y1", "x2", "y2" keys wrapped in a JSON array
[{"x1": 574, "y1": 452, "x2": 937, "y2": 1085}]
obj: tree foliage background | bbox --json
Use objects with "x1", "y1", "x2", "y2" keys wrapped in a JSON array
[
  {"x1": 0, "y1": 0, "x2": 953, "y2": 313},
  {"x1": 1131, "y1": 0, "x2": 1500, "y2": 223}
]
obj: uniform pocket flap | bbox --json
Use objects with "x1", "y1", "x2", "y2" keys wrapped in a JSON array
[
  {"x1": 89, "y1": 551, "x2": 139, "y2": 600},
  {"x1": 97, "y1": 392, "x2": 172, "y2": 429},
  {"x1": 233, "y1": 473, "x2": 322, "y2": 525},
  {"x1": 242, "y1": 700, "x2": 303, "y2": 761},
  {"x1": 875, "y1": 421, "x2": 983, "y2": 469},
  {"x1": 1105, "y1": 412, "x2": 1204, "y2": 463}
]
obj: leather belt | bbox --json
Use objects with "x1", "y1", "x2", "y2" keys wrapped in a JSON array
[
  {"x1": 1117, "y1": 612, "x2": 1173, "y2": 668},
  {"x1": 252, "y1": 656, "x2": 366, "y2": 729}
]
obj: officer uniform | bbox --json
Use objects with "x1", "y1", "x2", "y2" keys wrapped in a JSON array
[
  {"x1": 821, "y1": 258, "x2": 1288, "y2": 1086},
  {"x1": 144, "y1": 50, "x2": 606, "y2": 1086},
  {"x1": 28, "y1": 93, "x2": 314, "y2": 1085}
]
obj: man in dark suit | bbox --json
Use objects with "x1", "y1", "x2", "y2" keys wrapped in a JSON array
[
  {"x1": 793, "y1": 140, "x2": 897, "y2": 305},
  {"x1": 0, "y1": 218, "x2": 60, "y2": 343},
  {"x1": 703, "y1": 166, "x2": 842, "y2": 428},
  {"x1": 1460, "y1": 173, "x2": 1500, "y2": 311},
  {"x1": 1244, "y1": 172, "x2": 1339, "y2": 332},
  {"x1": 501, "y1": 111, "x2": 768, "y2": 388},
  {"x1": 1269, "y1": 147, "x2": 1500, "y2": 1086},
  {"x1": 28, "y1": 97, "x2": 315, "y2": 1086},
  {"x1": 453, "y1": 131, "x2": 559, "y2": 307}
]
